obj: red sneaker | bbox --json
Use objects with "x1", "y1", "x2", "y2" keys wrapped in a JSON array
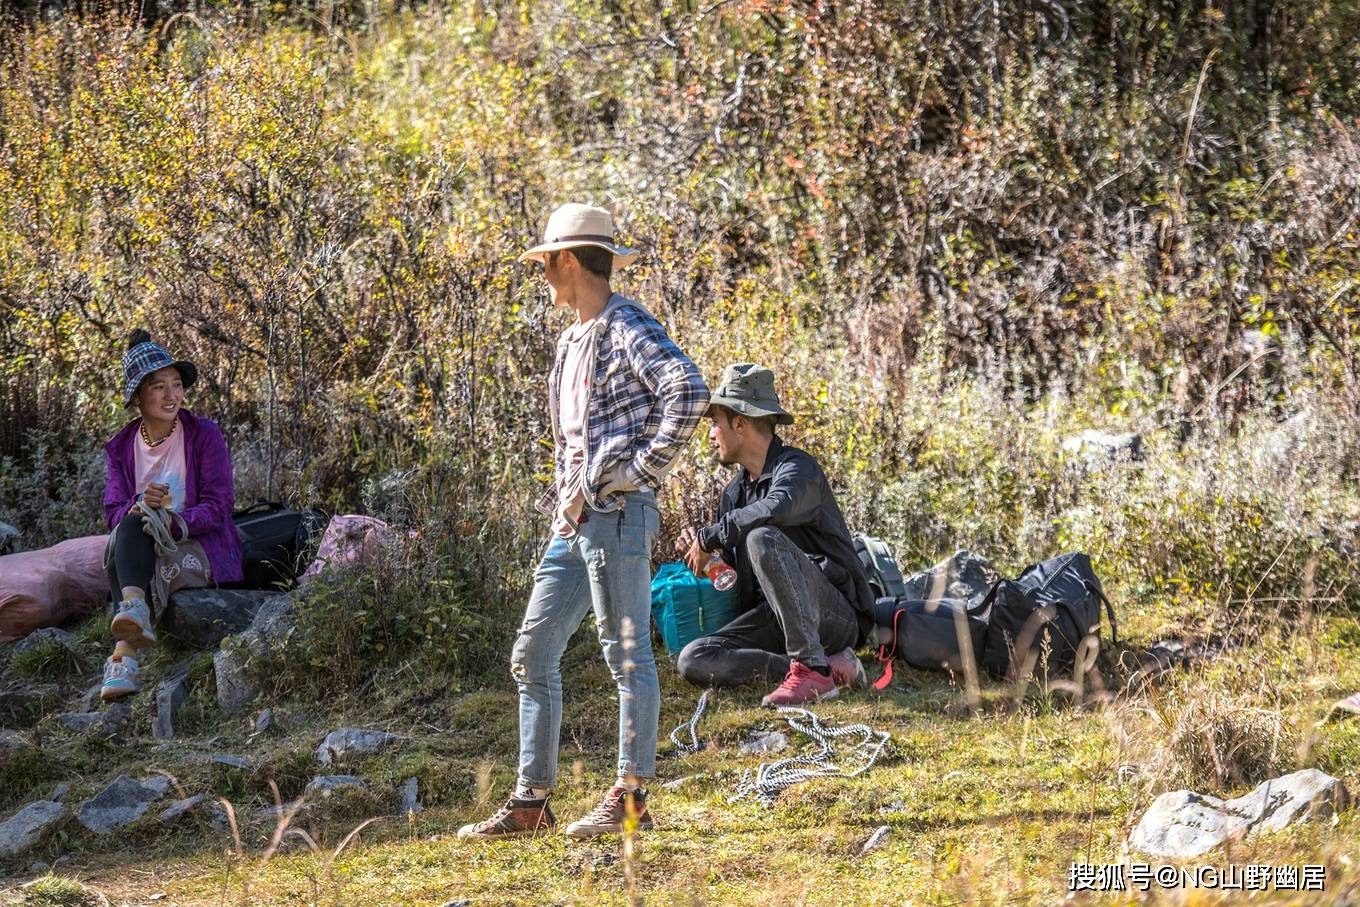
[
  {"x1": 828, "y1": 647, "x2": 867, "y2": 689},
  {"x1": 456, "y1": 794, "x2": 555, "y2": 839},
  {"x1": 564, "y1": 786, "x2": 654, "y2": 839},
  {"x1": 761, "y1": 661, "x2": 838, "y2": 707}
]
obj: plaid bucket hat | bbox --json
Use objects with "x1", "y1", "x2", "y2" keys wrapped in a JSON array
[{"x1": 122, "y1": 339, "x2": 197, "y2": 407}]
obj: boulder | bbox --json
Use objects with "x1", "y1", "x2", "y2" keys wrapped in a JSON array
[
  {"x1": 163, "y1": 589, "x2": 279, "y2": 649},
  {"x1": 214, "y1": 645, "x2": 257, "y2": 716},
  {"x1": 1062, "y1": 430, "x2": 1145, "y2": 470},
  {"x1": 1130, "y1": 769, "x2": 1348, "y2": 858},
  {"x1": 153, "y1": 673, "x2": 192, "y2": 740},
  {"x1": 901, "y1": 550, "x2": 998, "y2": 609},
  {"x1": 158, "y1": 794, "x2": 207, "y2": 826},
  {"x1": 252, "y1": 708, "x2": 274, "y2": 734},
  {"x1": 740, "y1": 730, "x2": 788, "y2": 755},
  {"x1": 13, "y1": 627, "x2": 77, "y2": 657},
  {"x1": 400, "y1": 777, "x2": 422, "y2": 814},
  {"x1": 77, "y1": 774, "x2": 172, "y2": 833},
  {"x1": 55, "y1": 702, "x2": 130, "y2": 739},
  {"x1": 0, "y1": 520, "x2": 18, "y2": 555},
  {"x1": 0, "y1": 800, "x2": 66, "y2": 857},
  {"x1": 305, "y1": 775, "x2": 367, "y2": 797},
  {"x1": 316, "y1": 728, "x2": 406, "y2": 766}
]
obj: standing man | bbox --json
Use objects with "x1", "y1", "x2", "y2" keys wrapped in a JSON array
[
  {"x1": 675, "y1": 364, "x2": 875, "y2": 706},
  {"x1": 459, "y1": 203, "x2": 709, "y2": 840}
]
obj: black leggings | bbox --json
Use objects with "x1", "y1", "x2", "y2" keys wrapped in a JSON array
[{"x1": 106, "y1": 513, "x2": 156, "y2": 606}]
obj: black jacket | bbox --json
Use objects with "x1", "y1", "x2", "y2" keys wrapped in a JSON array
[{"x1": 698, "y1": 435, "x2": 875, "y2": 646}]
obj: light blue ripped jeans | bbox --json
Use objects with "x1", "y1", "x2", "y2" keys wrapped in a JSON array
[{"x1": 512, "y1": 491, "x2": 660, "y2": 789}]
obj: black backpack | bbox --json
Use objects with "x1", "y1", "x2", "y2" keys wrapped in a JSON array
[
  {"x1": 855, "y1": 535, "x2": 908, "y2": 599},
  {"x1": 977, "y1": 552, "x2": 1117, "y2": 681},
  {"x1": 871, "y1": 595, "x2": 989, "y2": 689},
  {"x1": 231, "y1": 501, "x2": 328, "y2": 590}
]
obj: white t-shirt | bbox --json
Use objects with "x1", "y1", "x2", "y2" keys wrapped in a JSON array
[{"x1": 558, "y1": 318, "x2": 595, "y2": 507}]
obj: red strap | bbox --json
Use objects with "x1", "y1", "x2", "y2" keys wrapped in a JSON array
[{"x1": 872, "y1": 606, "x2": 907, "y2": 690}]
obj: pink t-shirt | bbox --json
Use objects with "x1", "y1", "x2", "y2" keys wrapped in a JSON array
[
  {"x1": 558, "y1": 318, "x2": 595, "y2": 505},
  {"x1": 133, "y1": 418, "x2": 188, "y2": 512}
]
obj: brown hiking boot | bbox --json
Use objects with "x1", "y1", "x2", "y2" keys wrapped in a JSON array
[
  {"x1": 456, "y1": 795, "x2": 555, "y2": 839},
  {"x1": 563, "y1": 785, "x2": 654, "y2": 839}
]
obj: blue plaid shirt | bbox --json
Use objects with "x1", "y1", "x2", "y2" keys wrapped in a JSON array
[{"x1": 537, "y1": 294, "x2": 709, "y2": 515}]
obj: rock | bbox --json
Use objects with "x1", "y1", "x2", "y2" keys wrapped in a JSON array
[
  {"x1": 0, "y1": 729, "x2": 30, "y2": 760},
  {"x1": 316, "y1": 728, "x2": 407, "y2": 765},
  {"x1": 1129, "y1": 769, "x2": 1348, "y2": 857},
  {"x1": 49, "y1": 783, "x2": 70, "y2": 802},
  {"x1": 0, "y1": 520, "x2": 18, "y2": 554},
  {"x1": 153, "y1": 673, "x2": 192, "y2": 740},
  {"x1": 214, "y1": 645, "x2": 258, "y2": 716},
  {"x1": 661, "y1": 774, "x2": 705, "y2": 790},
  {"x1": 29, "y1": 860, "x2": 50, "y2": 874},
  {"x1": 740, "y1": 730, "x2": 788, "y2": 755},
  {"x1": 158, "y1": 794, "x2": 206, "y2": 826},
  {"x1": 208, "y1": 753, "x2": 250, "y2": 770},
  {"x1": 1062, "y1": 430, "x2": 1145, "y2": 470},
  {"x1": 900, "y1": 550, "x2": 998, "y2": 609},
  {"x1": 55, "y1": 703, "x2": 130, "y2": 739},
  {"x1": 248, "y1": 594, "x2": 297, "y2": 646},
  {"x1": 859, "y1": 825, "x2": 891, "y2": 855},
  {"x1": 162, "y1": 588, "x2": 278, "y2": 649},
  {"x1": 400, "y1": 777, "x2": 422, "y2": 814},
  {"x1": 304, "y1": 775, "x2": 366, "y2": 797},
  {"x1": 252, "y1": 708, "x2": 274, "y2": 734},
  {"x1": 0, "y1": 800, "x2": 65, "y2": 857},
  {"x1": 439, "y1": 901, "x2": 472, "y2": 907},
  {"x1": 77, "y1": 774, "x2": 172, "y2": 833},
  {"x1": 13, "y1": 627, "x2": 77, "y2": 657}
]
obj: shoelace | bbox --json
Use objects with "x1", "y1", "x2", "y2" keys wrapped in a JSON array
[
  {"x1": 584, "y1": 789, "x2": 630, "y2": 822},
  {"x1": 773, "y1": 665, "x2": 816, "y2": 694},
  {"x1": 105, "y1": 658, "x2": 138, "y2": 680}
]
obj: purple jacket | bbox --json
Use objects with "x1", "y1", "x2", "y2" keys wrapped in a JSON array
[{"x1": 103, "y1": 409, "x2": 244, "y2": 585}]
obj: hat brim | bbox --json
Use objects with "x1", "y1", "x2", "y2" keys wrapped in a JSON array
[
  {"x1": 518, "y1": 240, "x2": 641, "y2": 269},
  {"x1": 123, "y1": 360, "x2": 198, "y2": 407},
  {"x1": 708, "y1": 395, "x2": 795, "y2": 426}
]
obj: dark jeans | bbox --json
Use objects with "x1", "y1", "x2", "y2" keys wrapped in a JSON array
[
  {"x1": 676, "y1": 526, "x2": 858, "y2": 687},
  {"x1": 105, "y1": 513, "x2": 155, "y2": 606}
]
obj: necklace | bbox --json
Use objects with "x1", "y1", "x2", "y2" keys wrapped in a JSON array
[{"x1": 140, "y1": 417, "x2": 176, "y2": 448}]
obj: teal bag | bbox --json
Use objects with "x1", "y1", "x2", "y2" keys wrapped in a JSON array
[{"x1": 650, "y1": 561, "x2": 738, "y2": 655}]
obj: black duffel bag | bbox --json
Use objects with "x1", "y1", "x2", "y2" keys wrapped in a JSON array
[
  {"x1": 871, "y1": 595, "x2": 989, "y2": 689},
  {"x1": 977, "y1": 552, "x2": 1117, "y2": 681},
  {"x1": 231, "y1": 501, "x2": 328, "y2": 590}
]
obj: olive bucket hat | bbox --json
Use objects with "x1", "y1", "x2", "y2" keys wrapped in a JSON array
[
  {"x1": 121, "y1": 336, "x2": 197, "y2": 407},
  {"x1": 708, "y1": 363, "x2": 794, "y2": 425}
]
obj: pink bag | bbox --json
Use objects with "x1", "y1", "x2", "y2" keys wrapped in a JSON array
[
  {"x1": 298, "y1": 515, "x2": 392, "y2": 584},
  {"x1": 0, "y1": 535, "x2": 109, "y2": 641}
]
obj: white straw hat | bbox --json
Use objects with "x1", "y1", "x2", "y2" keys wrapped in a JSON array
[{"x1": 519, "y1": 203, "x2": 641, "y2": 268}]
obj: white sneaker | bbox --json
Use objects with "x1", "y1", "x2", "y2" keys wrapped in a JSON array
[
  {"x1": 111, "y1": 598, "x2": 156, "y2": 648},
  {"x1": 100, "y1": 654, "x2": 142, "y2": 701}
]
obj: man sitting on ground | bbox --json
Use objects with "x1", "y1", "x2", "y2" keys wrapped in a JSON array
[{"x1": 675, "y1": 364, "x2": 875, "y2": 706}]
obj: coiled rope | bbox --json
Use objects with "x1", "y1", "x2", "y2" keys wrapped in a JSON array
[{"x1": 667, "y1": 691, "x2": 891, "y2": 805}]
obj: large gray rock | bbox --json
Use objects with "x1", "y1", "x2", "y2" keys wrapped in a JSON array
[
  {"x1": 214, "y1": 645, "x2": 258, "y2": 716},
  {"x1": 55, "y1": 702, "x2": 130, "y2": 739},
  {"x1": 1062, "y1": 430, "x2": 1145, "y2": 470},
  {"x1": 77, "y1": 774, "x2": 172, "y2": 833},
  {"x1": 305, "y1": 775, "x2": 367, "y2": 797},
  {"x1": 153, "y1": 673, "x2": 192, "y2": 739},
  {"x1": 901, "y1": 550, "x2": 998, "y2": 609},
  {"x1": 0, "y1": 800, "x2": 66, "y2": 857},
  {"x1": 163, "y1": 589, "x2": 279, "y2": 649},
  {"x1": 13, "y1": 627, "x2": 77, "y2": 657},
  {"x1": 0, "y1": 520, "x2": 18, "y2": 555},
  {"x1": 316, "y1": 728, "x2": 407, "y2": 766},
  {"x1": 400, "y1": 777, "x2": 422, "y2": 814},
  {"x1": 1130, "y1": 769, "x2": 1348, "y2": 857}
]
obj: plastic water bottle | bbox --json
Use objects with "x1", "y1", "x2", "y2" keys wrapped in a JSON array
[{"x1": 705, "y1": 553, "x2": 737, "y2": 591}]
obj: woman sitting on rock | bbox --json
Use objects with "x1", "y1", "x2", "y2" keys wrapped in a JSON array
[{"x1": 100, "y1": 329, "x2": 243, "y2": 701}]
